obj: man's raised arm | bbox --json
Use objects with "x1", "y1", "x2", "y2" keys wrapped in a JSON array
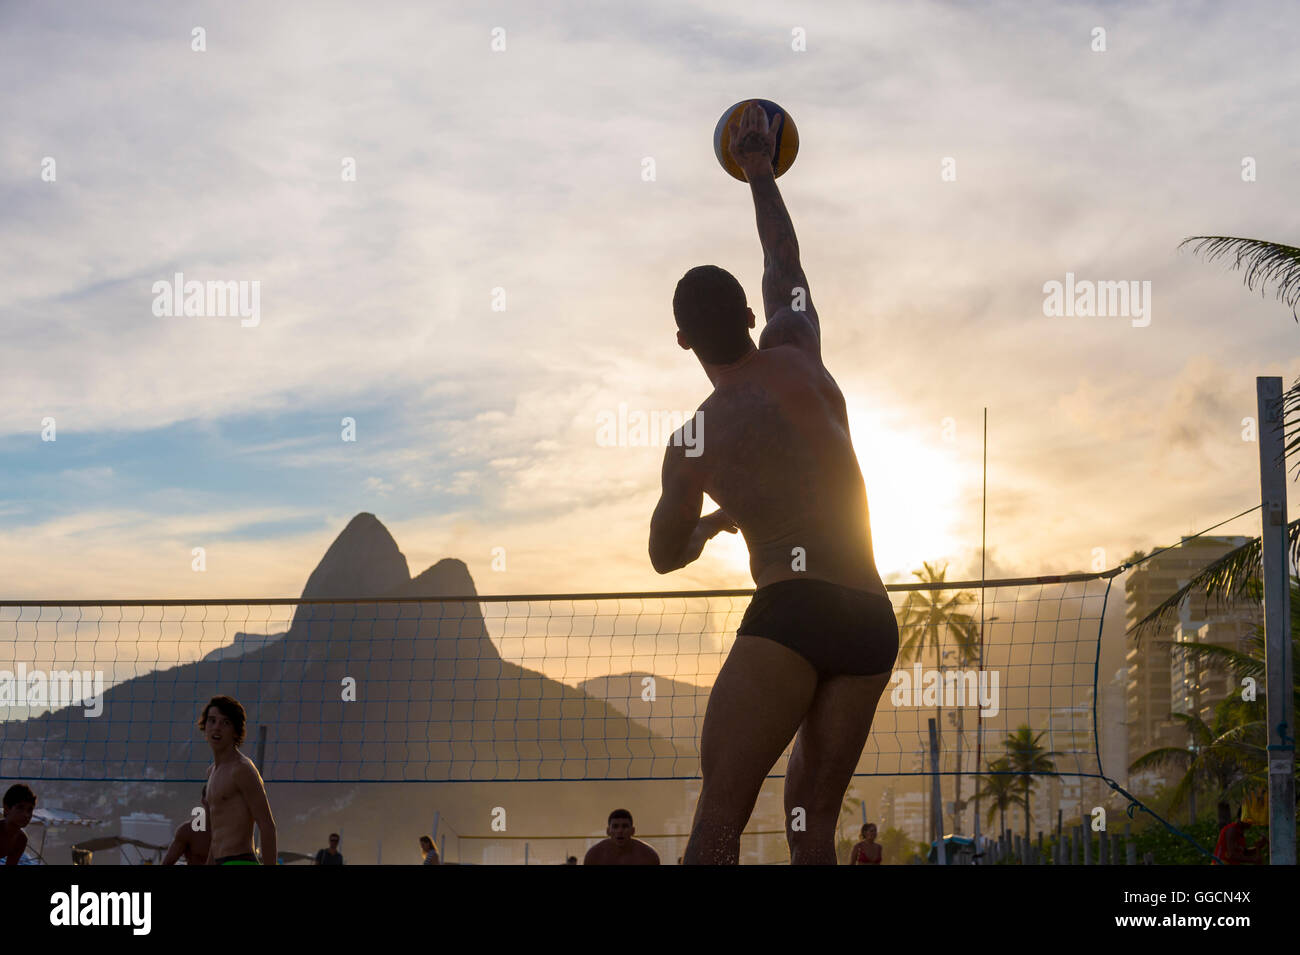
[{"x1": 727, "y1": 101, "x2": 820, "y2": 338}]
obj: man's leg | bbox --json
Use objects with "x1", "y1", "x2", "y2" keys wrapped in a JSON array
[
  {"x1": 683, "y1": 634, "x2": 818, "y2": 864},
  {"x1": 784, "y1": 670, "x2": 892, "y2": 864}
]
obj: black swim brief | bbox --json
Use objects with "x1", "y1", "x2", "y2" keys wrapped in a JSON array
[{"x1": 736, "y1": 579, "x2": 899, "y2": 677}]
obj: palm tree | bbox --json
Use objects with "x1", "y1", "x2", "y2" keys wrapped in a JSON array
[
  {"x1": 896, "y1": 562, "x2": 981, "y2": 838},
  {"x1": 1127, "y1": 700, "x2": 1264, "y2": 824},
  {"x1": 1139, "y1": 579, "x2": 1300, "y2": 813},
  {"x1": 1130, "y1": 237, "x2": 1300, "y2": 636},
  {"x1": 1169, "y1": 577, "x2": 1300, "y2": 717},
  {"x1": 1003, "y1": 726, "x2": 1059, "y2": 848},
  {"x1": 973, "y1": 757, "x2": 1018, "y2": 840}
]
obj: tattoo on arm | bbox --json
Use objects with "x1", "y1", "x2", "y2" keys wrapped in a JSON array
[{"x1": 749, "y1": 173, "x2": 818, "y2": 332}]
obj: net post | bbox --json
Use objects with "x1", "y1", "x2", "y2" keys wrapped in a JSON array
[
  {"x1": 1257, "y1": 376, "x2": 1296, "y2": 866},
  {"x1": 254, "y1": 724, "x2": 268, "y2": 858},
  {"x1": 928, "y1": 718, "x2": 946, "y2": 865}
]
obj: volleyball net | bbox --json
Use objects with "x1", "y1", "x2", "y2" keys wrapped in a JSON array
[{"x1": 0, "y1": 572, "x2": 1117, "y2": 788}]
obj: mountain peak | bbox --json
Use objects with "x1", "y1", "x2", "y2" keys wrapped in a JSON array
[{"x1": 299, "y1": 513, "x2": 410, "y2": 599}]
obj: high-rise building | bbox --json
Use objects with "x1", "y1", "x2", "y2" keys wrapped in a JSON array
[
  {"x1": 1125, "y1": 535, "x2": 1254, "y2": 787},
  {"x1": 1099, "y1": 667, "x2": 1129, "y2": 787},
  {"x1": 1171, "y1": 608, "x2": 1261, "y2": 725}
]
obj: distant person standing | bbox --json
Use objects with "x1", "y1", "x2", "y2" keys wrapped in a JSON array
[
  {"x1": 315, "y1": 833, "x2": 345, "y2": 865},
  {"x1": 419, "y1": 835, "x2": 440, "y2": 865},
  {"x1": 584, "y1": 809, "x2": 659, "y2": 865},
  {"x1": 1214, "y1": 802, "x2": 1265, "y2": 865},
  {"x1": 849, "y1": 823, "x2": 882, "y2": 865},
  {"x1": 0, "y1": 783, "x2": 36, "y2": 865}
]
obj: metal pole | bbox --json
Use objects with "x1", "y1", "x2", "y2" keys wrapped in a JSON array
[
  {"x1": 973, "y1": 407, "x2": 988, "y2": 853},
  {"x1": 928, "y1": 719, "x2": 946, "y2": 864},
  {"x1": 254, "y1": 725, "x2": 267, "y2": 858},
  {"x1": 1257, "y1": 377, "x2": 1296, "y2": 865}
]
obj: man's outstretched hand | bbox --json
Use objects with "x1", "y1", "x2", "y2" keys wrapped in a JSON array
[{"x1": 727, "y1": 101, "x2": 782, "y2": 181}]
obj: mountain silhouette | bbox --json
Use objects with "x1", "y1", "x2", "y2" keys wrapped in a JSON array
[
  {"x1": 578, "y1": 672, "x2": 709, "y2": 755},
  {"x1": 6, "y1": 513, "x2": 685, "y2": 783}
]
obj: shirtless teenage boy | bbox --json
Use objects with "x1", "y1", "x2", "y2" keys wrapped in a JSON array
[{"x1": 198, "y1": 695, "x2": 277, "y2": 865}]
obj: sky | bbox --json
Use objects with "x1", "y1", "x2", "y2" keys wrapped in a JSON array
[{"x1": 2, "y1": 0, "x2": 1298, "y2": 601}]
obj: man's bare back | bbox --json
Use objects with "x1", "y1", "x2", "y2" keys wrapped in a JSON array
[
  {"x1": 691, "y1": 343, "x2": 885, "y2": 595},
  {"x1": 656, "y1": 101, "x2": 898, "y2": 864}
]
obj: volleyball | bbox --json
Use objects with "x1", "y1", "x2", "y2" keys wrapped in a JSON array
[{"x1": 713, "y1": 98, "x2": 799, "y2": 181}]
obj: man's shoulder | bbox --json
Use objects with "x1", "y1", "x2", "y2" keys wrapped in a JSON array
[
  {"x1": 233, "y1": 751, "x2": 264, "y2": 780},
  {"x1": 759, "y1": 307, "x2": 821, "y2": 358}
]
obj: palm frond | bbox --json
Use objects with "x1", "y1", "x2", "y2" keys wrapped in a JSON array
[
  {"x1": 1127, "y1": 520, "x2": 1300, "y2": 644},
  {"x1": 1168, "y1": 711, "x2": 1215, "y2": 747},
  {"x1": 1179, "y1": 237, "x2": 1300, "y2": 320},
  {"x1": 1128, "y1": 747, "x2": 1194, "y2": 774},
  {"x1": 1163, "y1": 639, "x2": 1264, "y2": 681}
]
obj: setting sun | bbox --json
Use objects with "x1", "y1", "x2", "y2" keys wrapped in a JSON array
[{"x1": 845, "y1": 401, "x2": 972, "y2": 582}]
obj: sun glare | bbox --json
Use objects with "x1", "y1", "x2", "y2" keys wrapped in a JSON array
[
  {"x1": 704, "y1": 402, "x2": 972, "y2": 585},
  {"x1": 846, "y1": 402, "x2": 971, "y2": 582}
]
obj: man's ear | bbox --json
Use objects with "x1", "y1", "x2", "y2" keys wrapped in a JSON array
[
  {"x1": 747, "y1": 307, "x2": 756, "y2": 328},
  {"x1": 677, "y1": 330, "x2": 691, "y2": 350}
]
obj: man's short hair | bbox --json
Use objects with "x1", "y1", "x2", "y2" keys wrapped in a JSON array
[
  {"x1": 330, "y1": 833, "x2": 340, "y2": 840},
  {"x1": 3, "y1": 783, "x2": 36, "y2": 809},
  {"x1": 197, "y1": 695, "x2": 247, "y2": 746},
  {"x1": 608, "y1": 808, "x2": 633, "y2": 824},
  {"x1": 673, "y1": 265, "x2": 752, "y2": 364}
]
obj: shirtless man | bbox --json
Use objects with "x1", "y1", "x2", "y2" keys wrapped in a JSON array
[
  {"x1": 197, "y1": 695, "x2": 277, "y2": 865},
  {"x1": 0, "y1": 783, "x2": 36, "y2": 865},
  {"x1": 849, "y1": 823, "x2": 882, "y2": 865},
  {"x1": 583, "y1": 809, "x2": 660, "y2": 865},
  {"x1": 162, "y1": 785, "x2": 212, "y2": 866},
  {"x1": 651, "y1": 101, "x2": 898, "y2": 865}
]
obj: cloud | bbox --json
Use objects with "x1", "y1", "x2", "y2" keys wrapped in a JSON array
[{"x1": 3, "y1": 0, "x2": 1298, "y2": 597}]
